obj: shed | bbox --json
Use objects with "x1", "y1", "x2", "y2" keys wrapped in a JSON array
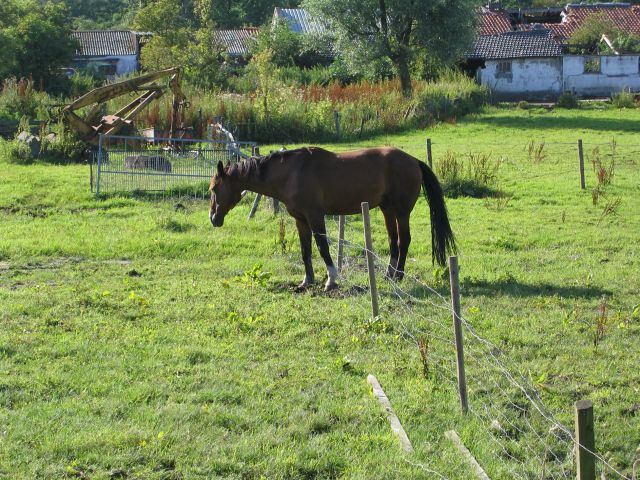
[
  {"x1": 272, "y1": 7, "x2": 326, "y2": 34},
  {"x1": 72, "y1": 31, "x2": 142, "y2": 78},
  {"x1": 214, "y1": 28, "x2": 259, "y2": 61},
  {"x1": 469, "y1": 29, "x2": 564, "y2": 101}
]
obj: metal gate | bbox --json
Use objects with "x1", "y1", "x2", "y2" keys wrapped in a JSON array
[{"x1": 93, "y1": 134, "x2": 257, "y2": 197}]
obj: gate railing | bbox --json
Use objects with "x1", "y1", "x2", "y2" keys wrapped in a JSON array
[{"x1": 94, "y1": 134, "x2": 257, "y2": 198}]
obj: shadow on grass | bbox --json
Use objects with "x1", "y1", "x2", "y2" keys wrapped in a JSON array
[
  {"x1": 463, "y1": 278, "x2": 611, "y2": 299},
  {"x1": 476, "y1": 114, "x2": 640, "y2": 134},
  {"x1": 267, "y1": 281, "x2": 369, "y2": 298},
  {"x1": 383, "y1": 278, "x2": 610, "y2": 302}
]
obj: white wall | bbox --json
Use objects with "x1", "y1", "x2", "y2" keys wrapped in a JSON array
[
  {"x1": 115, "y1": 56, "x2": 138, "y2": 76},
  {"x1": 478, "y1": 58, "x2": 563, "y2": 101},
  {"x1": 563, "y1": 55, "x2": 640, "y2": 97}
]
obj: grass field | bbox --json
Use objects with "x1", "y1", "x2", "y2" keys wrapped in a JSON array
[{"x1": 1, "y1": 105, "x2": 639, "y2": 479}]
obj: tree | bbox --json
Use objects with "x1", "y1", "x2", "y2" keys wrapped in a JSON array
[
  {"x1": 303, "y1": 0, "x2": 476, "y2": 96},
  {"x1": 567, "y1": 13, "x2": 622, "y2": 54},
  {"x1": 0, "y1": 0, "x2": 77, "y2": 90},
  {"x1": 133, "y1": 0, "x2": 225, "y2": 87}
]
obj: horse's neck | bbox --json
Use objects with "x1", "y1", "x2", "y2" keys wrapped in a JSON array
[{"x1": 237, "y1": 160, "x2": 286, "y2": 199}]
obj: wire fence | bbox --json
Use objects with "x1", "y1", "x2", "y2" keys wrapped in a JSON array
[
  {"x1": 310, "y1": 220, "x2": 634, "y2": 479},
  {"x1": 242, "y1": 199, "x2": 635, "y2": 478}
]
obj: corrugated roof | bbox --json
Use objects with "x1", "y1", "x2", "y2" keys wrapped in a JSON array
[
  {"x1": 469, "y1": 29, "x2": 563, "y2": 59},
  {"x1": 214, "y1": 28, "x2": 259, "y2": 57},
  {"x1": 478, "y1": 7, "x2": 513, "y2": 35},
  {"x1": 273, "y1": 7, "x2": 325, "y2": 34},
  {"x1": 72, "y1": 31, "x2": 138, "y2": 57}
]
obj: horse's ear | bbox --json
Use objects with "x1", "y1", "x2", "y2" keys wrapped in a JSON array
[{"x1": 216, "y1": 161, "x2": 225, "y2": 178}]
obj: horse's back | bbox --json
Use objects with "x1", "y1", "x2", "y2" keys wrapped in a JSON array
[{"x1": 289, "y1": 147, "x2": 421, "y2": 215}]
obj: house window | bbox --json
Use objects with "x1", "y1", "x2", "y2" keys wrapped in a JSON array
[
  {"x1": 496, "y1": 61, "x2": 512, "y2": 78},
  {"x1": 584, "y1": 57, "x2": 601, "y2": 74}
]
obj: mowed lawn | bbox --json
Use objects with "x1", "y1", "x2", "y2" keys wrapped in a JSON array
[{"x1": 1, "y1": 105, "x2": 639, "y2": 479}]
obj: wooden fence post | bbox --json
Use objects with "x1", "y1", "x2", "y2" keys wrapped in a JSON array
[
  {"x1": 334, "y1": 111, "x2": 341, "y2": 140},
  {"x1": 361, "y1": 202, "x2": 379, "y2": 318},
  {"x1": 575, "y1": 400, "x2": 596, "y2": 480},
  {"x1": 337, "y1": 215, "x2": 346, "y2": 272},
  {"x1": 449, "y1": 256, "x2": 468, "y2": 414},
  {"x1": 578, "y1": 139, "x2": 586, "y2": 190},
  {"x1": 427, "y1": 138, "x2": 433, "y2": 169}
]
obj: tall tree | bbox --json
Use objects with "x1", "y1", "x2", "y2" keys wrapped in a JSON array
[
  {"x1": 303, "y1": 0, "x2": 477, "y2": 95},
  {"x1": 133, "y1": 0, "x2": 224, "y2": 87},
  {"x1": 0, "y1": 0, "x2": 76, "y2": 89}
]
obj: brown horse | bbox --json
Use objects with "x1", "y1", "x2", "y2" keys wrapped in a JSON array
[{"x1": 209, "y1": 147, "x2": 455, "y2": 290}]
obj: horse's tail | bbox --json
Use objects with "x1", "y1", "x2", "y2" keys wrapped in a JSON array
[{"x1": 417, "y1": 161, "x2": 457, "y2": 266}]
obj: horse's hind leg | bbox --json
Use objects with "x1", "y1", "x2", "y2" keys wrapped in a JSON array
[
  {"x1": 308, "y1": 215, "x2": 338, "y2": 291},
  {"x1": 395, "y1": 214, "x2": 412, "y2": 281},
  {"x1": 294, "y1": 216, "x2": 314, "y2": 289},
  {"x1": 381, "y1": 208, "x2": 400, "y2": 280}
]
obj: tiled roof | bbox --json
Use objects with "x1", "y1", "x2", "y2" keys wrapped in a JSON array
[
  {"x1": 519, "y1": 3, "x2": 640, "y2": 41},
  {"x1": 72, "y1": 31, "x2": 138, "y2": 57},
  {"x1": 477, "y1": 7, "x2": 513, "y2": 35},
  {"x1": 519, "y1": 23, "x2": 566, "y2": 41},
  {"x1": 214, "y1": 28, "x2": 259, "y2": 57},
  {"x1": 469, "y1": 29, "x2": 563, "y2": 59},
  {"x1": 559, "y1": 3, "x2": 640, "y2": 40},
  {"x1": 273, "y1": 7, "x2": 325, "y2": 34}
]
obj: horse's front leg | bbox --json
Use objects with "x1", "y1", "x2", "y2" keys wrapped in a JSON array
[
  {"x1": 294, "y1": 217, "x2": 314, "y2": 289},
  {"x1": 308, "y1": 215, "x2": 338, "y2": 291}
]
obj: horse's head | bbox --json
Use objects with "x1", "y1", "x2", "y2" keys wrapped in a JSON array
[{"x1": 209, "y1": 161, "x2": 242, "y2": 227}]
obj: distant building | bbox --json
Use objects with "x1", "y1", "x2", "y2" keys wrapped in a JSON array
[
  {"x1": 519, "y1": 3, "x2": 640, "y2": 41},
  {"x1": 213, "y1": 28, "x2": 259, "y2": 62},
  {"x1": 71, "y1": 31, "x2": 145, "y2": 78},
  {"x1": 468, "y1": 3, "x2": 640, "y2": 100},
  {"x1": 272, "y1": 7, "x2": 326, "y2": 34},
  {"x1": 477, "y1": 6, "x2": 513, "y2": 35}
]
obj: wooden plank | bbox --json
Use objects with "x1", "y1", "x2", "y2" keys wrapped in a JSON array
[
  {"x1": 367, "y1": 374, "x2": 414, "y2": 453},
  {"x1": 445, "y1": 430, "x2": 490, "y2": 480}
]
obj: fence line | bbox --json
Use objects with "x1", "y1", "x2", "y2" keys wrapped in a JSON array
[{"x1": 305, "y1": 222, "x2": 633, "y2": 479}]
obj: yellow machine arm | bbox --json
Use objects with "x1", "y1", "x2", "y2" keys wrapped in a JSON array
[{"x1": 62, "y1": 67, "x2": 187, "y2": 144}]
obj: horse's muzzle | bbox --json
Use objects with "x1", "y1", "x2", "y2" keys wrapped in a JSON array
[{"x1": 210, "y1": 213, "x2": 223, "y2": 227}]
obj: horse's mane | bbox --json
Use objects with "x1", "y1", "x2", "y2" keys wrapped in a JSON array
[{"x1": 224, "y1": 147, "x2": 327, "y2": 180}]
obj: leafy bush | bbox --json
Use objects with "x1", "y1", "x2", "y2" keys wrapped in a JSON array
[
  {"x1": 0, "y1": 137, "x2": 33, "y2": 164},
  {"x1": 611, "y1": 91, "x2": 636, "y2": 108},
  {"x1": 0, "y1": 78, "x2": 53, "y2": 121},
  {"x1": 135, "y1": 69, "x2": 489, "y2": 143},
  {"x1": 40, "y1": 122, "x2": 87, "y2": 163},
  {"x1": 556, "y1": 92, "x2": 579, "y2": 109},
  {"x1": 517, "y1": 100, "x2": 529, "y2": 110},
  {"x1": 435, "y1": 150, "x2": 502, "y2": 198}
]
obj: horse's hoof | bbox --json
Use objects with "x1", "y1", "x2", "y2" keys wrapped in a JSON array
[
  {"x1": 295, "y1": 282, "x2": 312, "y2": 293},
  {"x1": 324, "y1": 282, "x2": 339, "y2": 292}
]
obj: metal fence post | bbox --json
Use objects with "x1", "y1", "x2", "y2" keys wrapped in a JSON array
[
  {"x1": 449, "y1": 255, "x2": 468, "y2": 414},
  {"x1": 96, "y1": 134, "x2": 104, "y2": 198},
  {"x1": 578, "y1": 139, "x2": 586, "y2": 190}
]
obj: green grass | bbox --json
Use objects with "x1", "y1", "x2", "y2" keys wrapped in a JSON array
[{"x1": 1, "y1": 105, "x2": 639, "y2": 479}]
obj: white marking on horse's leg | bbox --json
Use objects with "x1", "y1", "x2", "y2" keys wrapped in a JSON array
[{"x1": 325, "y1": 265, "x2": 338, "y2": 290}]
